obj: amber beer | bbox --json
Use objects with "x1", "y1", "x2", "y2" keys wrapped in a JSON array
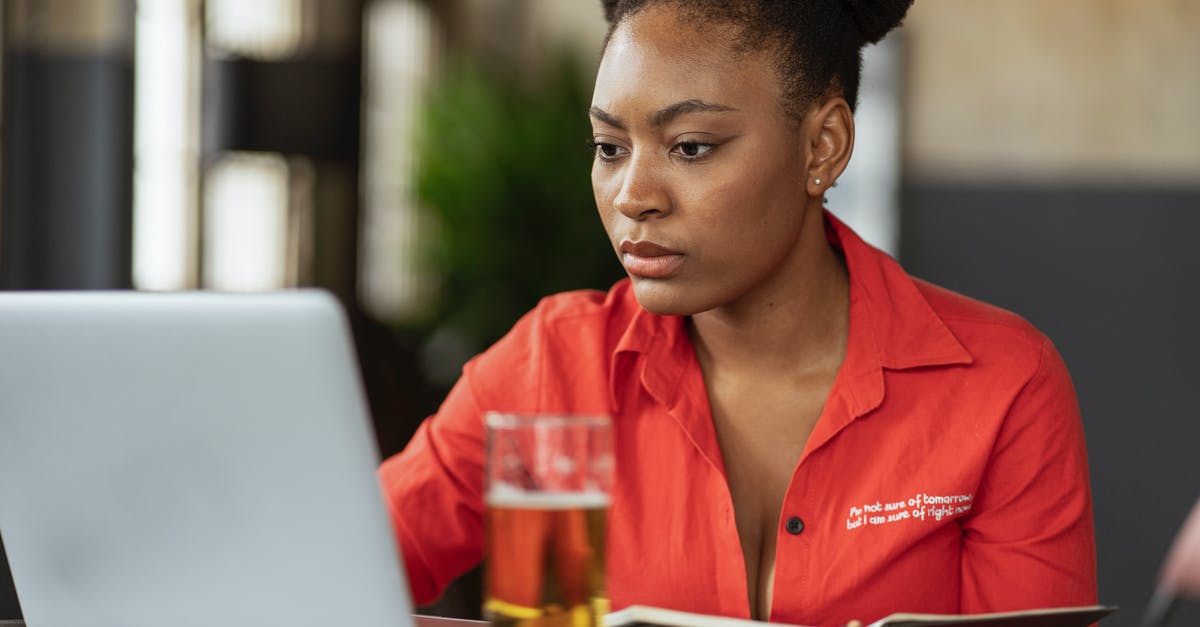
[
  {"x1": 484, "y1": 490, "x2": 609, "y2": 627},
  {"x1": 483, "y1": 414, "x2": 613, "y2": 627}
]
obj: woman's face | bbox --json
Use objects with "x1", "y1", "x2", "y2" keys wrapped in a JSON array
[{"x1": 590, "y1": 4, "x2": 815, "y2": 316}]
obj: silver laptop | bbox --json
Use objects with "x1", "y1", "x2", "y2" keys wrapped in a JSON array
[{"x1": 0, "y1": 290, "x2": 413, "y2": 626}]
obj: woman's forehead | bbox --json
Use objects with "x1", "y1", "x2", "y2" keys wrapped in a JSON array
[
  {"x1": 593, "y1": 5, "x2": 782, "y2": 120},
  {"x1": 606, "y1": 4, "x2": 753, "y2": 70}
]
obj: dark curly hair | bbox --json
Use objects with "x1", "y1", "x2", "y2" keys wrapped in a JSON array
[{"x1": 600, "y1": 0, "x2": 913, "y2": 117}]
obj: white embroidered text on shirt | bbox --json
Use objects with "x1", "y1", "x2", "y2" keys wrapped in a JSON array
[{"x1": 845, "y1": 492, "x2": 974, "y2": 530}]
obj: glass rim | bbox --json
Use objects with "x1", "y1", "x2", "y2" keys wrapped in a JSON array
[{"x1": 484, "y1": 412, "x2": 611, "y2": 430}]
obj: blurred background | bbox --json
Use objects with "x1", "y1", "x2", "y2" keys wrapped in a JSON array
[{"x1": 1, "y1": 0, "x2": 1197, "y2": 624}]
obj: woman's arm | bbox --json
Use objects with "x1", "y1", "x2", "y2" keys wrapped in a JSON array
[
  {"x1": 378, "y1": 369, "x2": 490, "y2": 606},
  {"x1": 376, "y1": 290, "x2": 617, "y2": 605},
  {"x1": 959, "y1": 338, "x2": 1097, "y2": 611}
]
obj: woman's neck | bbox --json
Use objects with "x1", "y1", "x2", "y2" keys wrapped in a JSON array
[{"x1": 687, "y1": 207, "x2": 850, "y2": 380}]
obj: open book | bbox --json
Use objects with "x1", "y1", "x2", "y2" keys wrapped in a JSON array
[{"x1": 605, "y1": 604, "x2": 1116, "y2": 627}]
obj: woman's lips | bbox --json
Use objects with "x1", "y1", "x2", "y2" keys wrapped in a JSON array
[{"x1": 619, "y1": 240, "x2": 684, "y2": 279}]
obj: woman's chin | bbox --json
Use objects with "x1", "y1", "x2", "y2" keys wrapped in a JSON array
[{"x1": 630, "y1": 278, "x2": 706, "y2": 316}]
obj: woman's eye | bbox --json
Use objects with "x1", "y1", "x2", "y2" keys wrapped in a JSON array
[
  {"x1": 593, "y1": 142, "x2": 625, "y2": 161},
  {"x1": 674, "y1": 141, "x2": 714, "y2": 159}
]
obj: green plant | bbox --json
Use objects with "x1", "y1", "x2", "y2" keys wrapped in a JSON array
[{"x1": 411, "y1": 53, "x2": 624, "y2": 358}]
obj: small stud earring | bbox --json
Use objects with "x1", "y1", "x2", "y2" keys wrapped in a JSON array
[{"x1": 814, "y1": 177, "x2": 822, "y2": 186}]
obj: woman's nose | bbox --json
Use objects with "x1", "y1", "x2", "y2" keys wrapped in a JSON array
[{"x1": 612, "y1": 154, "x2": 670, "y2": 221}]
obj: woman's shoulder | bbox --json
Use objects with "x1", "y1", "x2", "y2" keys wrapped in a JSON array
[
  {"x1": 526, "y1": 278, "x2": 640, "y2": 327},
  {"x1": 461, "y1": 280, "x2": 641, "y2": 412},
  {"x1": 913, "y1": 277, "x2": 1054, "y2": 365},
  {"x1": 910, "y1": 278, "x2": 1079, "y2": 429},
  {"x1": 511, "y1": 279, "x2": 643, "y2": 349}
]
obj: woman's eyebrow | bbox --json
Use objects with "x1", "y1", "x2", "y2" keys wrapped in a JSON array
[
  {"x1": 590, "y1": 106, "x2": 625, "y2": 130},
  {"x1": 589, "y1": 99, "x2": 737, "y2": 131},
  {"x1": 650, "y1": 99, "x2": 736, "y2": 127}
]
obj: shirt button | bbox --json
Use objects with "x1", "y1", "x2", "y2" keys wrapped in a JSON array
[{"x1": 785, "y1": 516, "x2": 805, "y2": 535}]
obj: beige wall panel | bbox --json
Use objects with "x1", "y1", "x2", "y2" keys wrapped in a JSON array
[
  {"x1": 904, "y1": 0, "x2": 1200, "y2": 183},
  {"x1": 525, "y1": 0, "x2": 606, "y2": 69},
  {"x1": 6, "y1": 0, "x2": 132, "y2": 54},
  {"x1": 452, "y1": 0, "x2": 607, "y2": 80}
]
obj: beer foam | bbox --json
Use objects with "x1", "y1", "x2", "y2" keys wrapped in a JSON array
[{"x1": 486, "y1": 485, "x2": 610, "y2": 509}]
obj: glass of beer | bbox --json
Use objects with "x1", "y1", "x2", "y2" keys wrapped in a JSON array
[{"x1": 484, "y1": 413, "x2": 613, "y2": 627}]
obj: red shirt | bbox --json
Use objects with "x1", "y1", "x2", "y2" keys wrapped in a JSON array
[{"x1": 378, "y1": 214, "x2": 1097, "y2": 626}]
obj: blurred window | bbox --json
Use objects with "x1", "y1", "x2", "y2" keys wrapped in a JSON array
[
  {"x1": 133, "y1": 0, "x2": 201, "y2": 290},
  {"x1": 201, "y1": 152, "x2": 292, "y2": 291},
  {"x1": 359, "y1": 0, "x2": 436, "y2": 321},
  {"x1": 205, "y1": 0, "x2": 309, "y2": 61}
]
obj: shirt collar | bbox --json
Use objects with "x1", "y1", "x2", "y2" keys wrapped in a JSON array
[
  {"x1": 812, "y1": 211, "x2": 972, "y2": 439},
  {"x1": 826, "y1": 211, "x2": 972, "y2": 372},
  {"x1": 608, "y1": 210, "x2": 973, "y2": 416},
  {"x1": 609, "y1": 294, "x2": 690, "y2": 414}
]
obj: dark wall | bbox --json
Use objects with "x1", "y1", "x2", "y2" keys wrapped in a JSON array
[
  {"x1": 901, "y1": 183, "x2": 1200, "y2": 626},
  {"x1": 0, "y1": 52, "x2": 134, "y2": 290}
]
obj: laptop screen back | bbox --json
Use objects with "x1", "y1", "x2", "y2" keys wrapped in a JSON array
[{"x1": 0, "y1": 291, "x2": 413, "y2": 626}]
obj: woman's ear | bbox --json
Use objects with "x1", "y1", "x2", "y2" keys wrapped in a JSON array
[{"x1": 804, "y1": 97, "x2": 855, "y2": 198}]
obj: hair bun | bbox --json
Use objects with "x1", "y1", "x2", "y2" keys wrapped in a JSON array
[
  {"x1": 843, "y1": 0, "x2": 914, "y2": 44},
  {"x1": 601, "y1": 0, "x2": 621, "y2": 23}
]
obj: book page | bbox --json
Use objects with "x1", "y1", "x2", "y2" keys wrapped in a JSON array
[{"x1": 869, "y1": 605, "x2": 1115, "y2": 627}]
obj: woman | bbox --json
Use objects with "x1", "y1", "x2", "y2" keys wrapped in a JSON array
[{"x1": 379, "y1": 1, "x2": 1097, "y2": 625}]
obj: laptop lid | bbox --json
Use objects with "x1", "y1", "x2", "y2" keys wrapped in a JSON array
[{"x1": 0, "y1": 290, "x2": 412, "y2": 626}]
